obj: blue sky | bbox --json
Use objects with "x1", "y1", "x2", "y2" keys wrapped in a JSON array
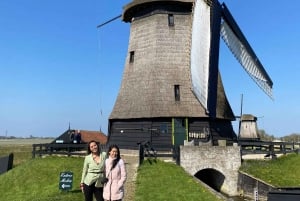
[{"x1": 0, "y1": 0, "x2": 299, "y2": 138}]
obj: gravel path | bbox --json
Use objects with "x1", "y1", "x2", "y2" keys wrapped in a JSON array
[{"x1": 121, "y1": 154, "x2": 139, "y2": 201}]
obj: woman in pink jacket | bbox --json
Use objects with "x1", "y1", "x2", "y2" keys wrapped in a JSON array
[{"x1": 103, "y1": 144, "x2": 127, "y2": 201}]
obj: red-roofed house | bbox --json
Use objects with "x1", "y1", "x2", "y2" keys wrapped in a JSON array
[{"x1": 51, "y1": 129, "x2": 107, "y2": 145}]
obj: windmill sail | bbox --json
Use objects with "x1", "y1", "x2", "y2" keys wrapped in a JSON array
[
  {"x1": 220, "y1": 3, "x2": 273, "y2": 98},
  {"x1": 190, "y1": 0, "x2": 211, "y2": 111},
  {"x1": 190, "y1": 0, "x2": 273, "y2": 117}
]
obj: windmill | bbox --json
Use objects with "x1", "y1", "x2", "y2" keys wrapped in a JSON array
[{"x1": 99, "y1": 0, "x2": 273, "y2": 149}]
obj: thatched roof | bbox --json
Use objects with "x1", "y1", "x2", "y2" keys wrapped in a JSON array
[{"x1": 110, "y1": 2, "x2": 235, "y2": 121}]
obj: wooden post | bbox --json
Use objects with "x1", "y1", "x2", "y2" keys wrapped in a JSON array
[
  {"x1": 32, "y1": 144, "x2": 36, "y2": 158},
  {"x1": 138, "y1": 143, "x2": 144, "y2": 166},
  {"x1": 39, "y1": 144, "x2": 43, "y2": 157},
  {"x1": 269, "y1": 144, "x2": 275, "y2": 159},
  {"x1": 68, "y1": 145, "x2": 71, "y2": 157}
]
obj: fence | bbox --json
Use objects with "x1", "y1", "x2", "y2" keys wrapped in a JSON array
[
  {"x1": 138, "y1": 141, "x2": 180, "y2": 165},
  {"x1": 239, "y1": 140, "x2": 300, "y2": 157},
  {"x1": 33, "y1": 140, "x2": 300, "y2": 160},
  {"x1": 32, "y1": 143, "x2": 107, "y2": 158},
  {"x1": 268, "y1": 189, "x2": 300, "y2": 201}
]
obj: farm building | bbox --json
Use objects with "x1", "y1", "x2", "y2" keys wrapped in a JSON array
[{"x1": 51, "y1": 129, "x2": 107, "y2": 145}]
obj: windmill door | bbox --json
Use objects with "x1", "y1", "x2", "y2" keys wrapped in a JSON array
[{"x1": 173, "y1": 118, "x2": 187, "y2": 146}]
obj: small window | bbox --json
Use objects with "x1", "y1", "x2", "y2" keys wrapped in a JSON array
[
  {"x1": 174, "y1": 85, "x2": 180, "y2": 101},
  {"x1": 129, "y1": 51, "x2": 135, "y2": 63},
  {"x1": 168, "y1": 14, "x2": 174, "y2": 26},
  {"x1": 160, "y1": 123, "x2": 168, "y2": 134}
]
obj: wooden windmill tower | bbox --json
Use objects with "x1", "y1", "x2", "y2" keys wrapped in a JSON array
[{"x1": 102, "y1": 0, "x2": 273, "y2": 149}]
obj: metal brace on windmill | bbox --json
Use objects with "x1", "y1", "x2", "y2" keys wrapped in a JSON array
[{"x1": 98, "y1": 0, "x2": 273, "y2": 149}]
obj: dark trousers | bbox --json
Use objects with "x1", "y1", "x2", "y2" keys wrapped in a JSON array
[
  {"x1": 104, "y1": 200, "x2": 122, "y2": 201},
  {"x1": 83, "y1": 183, "x2": 104, "y2": 201}
]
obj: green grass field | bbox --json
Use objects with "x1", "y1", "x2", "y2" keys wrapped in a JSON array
[
  {"x1": 1, "y1": 139, "x2": 299, "y2": 201},
  {"x1": 240, "y1": 153, "x2": 300, "y2": 187},
  {"x1": 0, "y1": 139, "x2": 53, "y2": 166},
  {"x1": 0, "y1": 139, "x2": 83, "y2": 201}
]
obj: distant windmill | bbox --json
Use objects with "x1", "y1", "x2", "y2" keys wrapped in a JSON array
[{"x1": 99, "y1": 0, "x2": 273, "y2": 149}]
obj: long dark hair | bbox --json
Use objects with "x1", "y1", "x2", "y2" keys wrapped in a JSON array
[
  {"x1": 87, "y1": 140, "x2": 100, "y2": 155},
  {"x1": 108, "y1": 144, "x2": 121, "y2": 169}
]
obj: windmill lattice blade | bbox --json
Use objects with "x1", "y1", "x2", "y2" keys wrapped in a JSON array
[
  {"x1": 220, "y1": 21, "x2": 273, "y2": 99},
  {"x1": 219, "y1": 3, "x2": 273, "y2": 99}
]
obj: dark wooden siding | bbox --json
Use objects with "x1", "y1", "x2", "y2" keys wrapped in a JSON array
[
  {"x1": 108, "y1": 118, "x2": 173, "y2": 150},
  {"x1": 108, "y1": 117, "x2": 237, "y2": 149},
  {"x1": 188, "y1": 118, "x2": 237, "y2": 145}
]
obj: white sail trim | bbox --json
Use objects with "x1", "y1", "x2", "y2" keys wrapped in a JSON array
[
  {"x1": 220, "y1": 21, "x2": 273, "y2": 98},
  {"x1": 190, "y1": 0, "x2": 211, "y2": 110}
]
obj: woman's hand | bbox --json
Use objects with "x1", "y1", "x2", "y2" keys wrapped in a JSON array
[{"x1": 80, "y1": 183, "x2": 84, "y2": 193}]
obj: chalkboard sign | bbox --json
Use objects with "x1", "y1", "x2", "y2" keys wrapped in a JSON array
[{"x1": 59, "y1": 171, "x2": 73, "y2": 191}]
